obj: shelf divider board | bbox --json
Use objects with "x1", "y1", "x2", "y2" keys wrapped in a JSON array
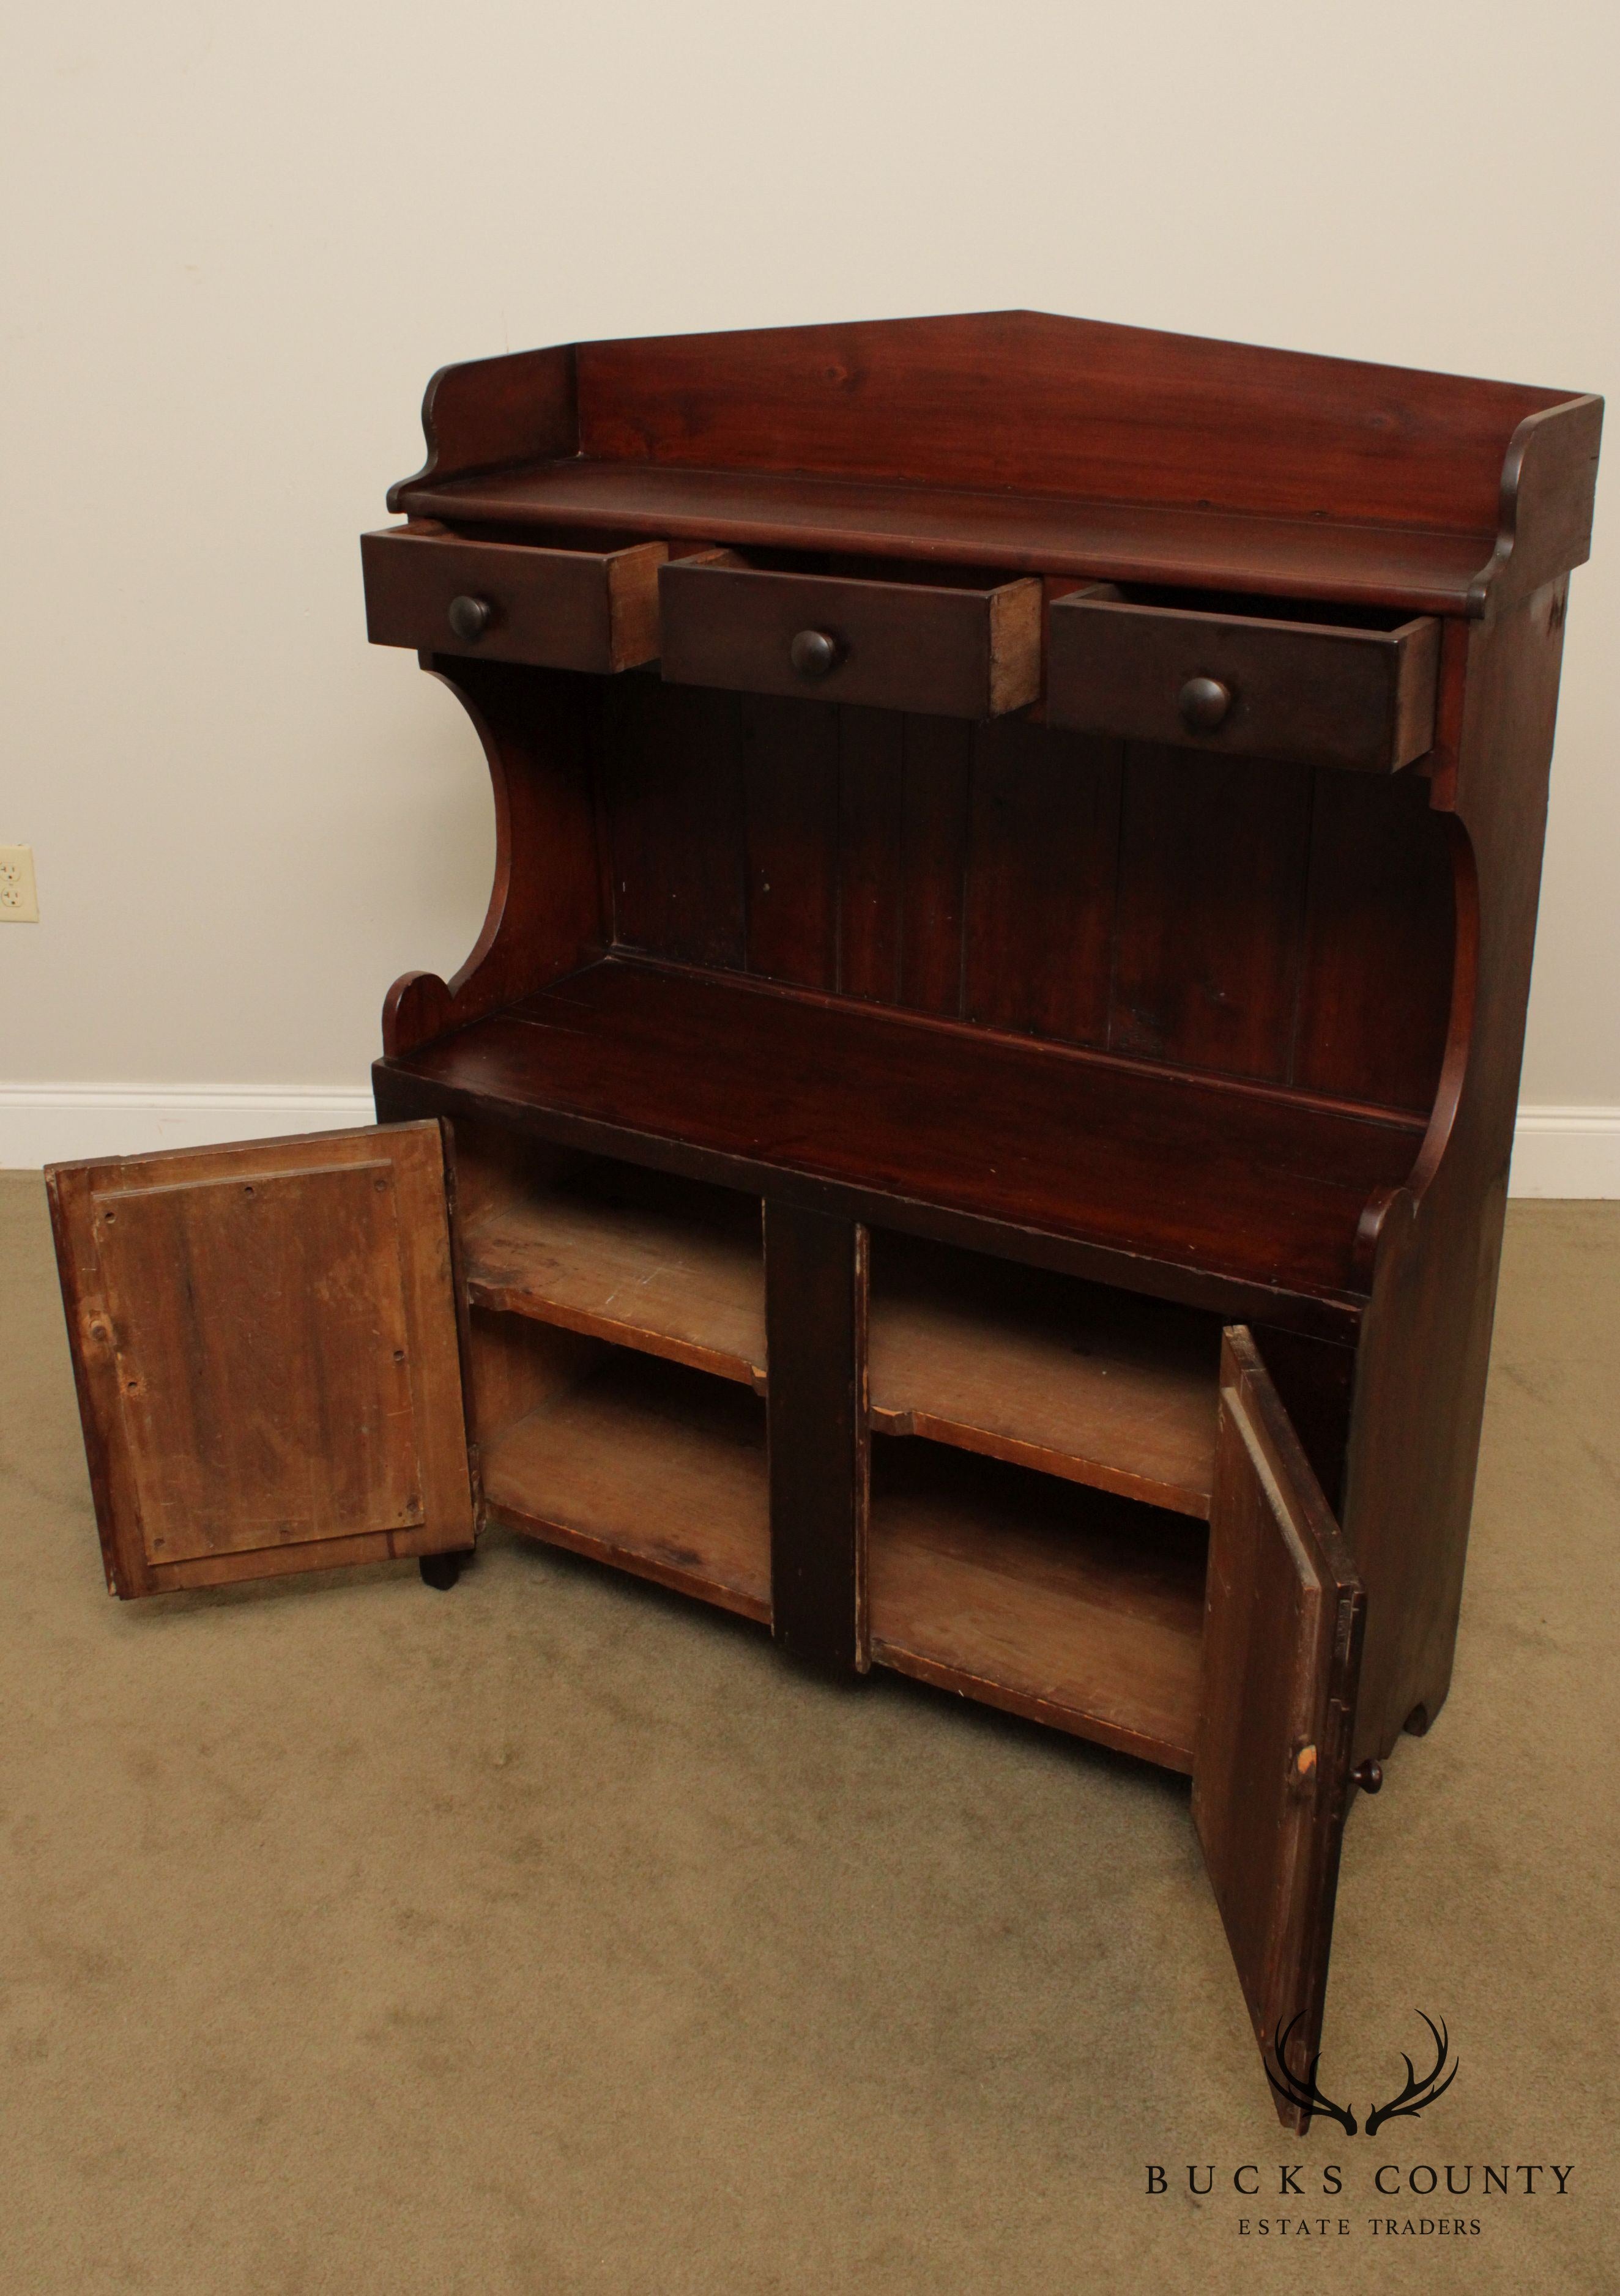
[
  {"x1": 868, "y1": 1442, "x2": 1208, "y2": 1771},
  {"x1": 869, "y1": 1237, "x2": 1220, "y2": 1517},
  {"x1": 462, "y1": 1174, "x2": 766, "y2": 1391},
  {"x1": 764, "y1": 1204, "x2": 869, "y2": 1672},
  {"x1": 480, "y1": 1350, "x2": 771, "y2": 1623}
]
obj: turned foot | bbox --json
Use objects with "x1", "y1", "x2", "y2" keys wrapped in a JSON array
[{"x1": 418, "y1": 1551, "x2": 466, "y2": 1590}]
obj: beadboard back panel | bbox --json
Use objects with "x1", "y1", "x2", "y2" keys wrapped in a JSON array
[{"x1": 599, "y1": 680, "x2": 1454, "y2": 1118}]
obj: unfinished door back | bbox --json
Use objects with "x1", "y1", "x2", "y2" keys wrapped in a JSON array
[{"x1": 46, "y1": 1122, "x2": 474, "y2": 1596}]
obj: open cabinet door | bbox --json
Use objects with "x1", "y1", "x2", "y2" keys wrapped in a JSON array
[
  {"x1": 1194, "y1": 1327, "x2": 1365, "y2": 2134},
  {"x1": 46, "y1": 1121, "x2": 474, "y2": 1598}
]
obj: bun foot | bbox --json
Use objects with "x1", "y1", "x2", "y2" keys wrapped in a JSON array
[{"x1": 419, "y1": 1552, "x2": 466, "y2": 1590}]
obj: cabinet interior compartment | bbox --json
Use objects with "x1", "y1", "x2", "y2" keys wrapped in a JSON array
[
  {"x1": 469, "y1": 1308, "x2": 770, "y2": 1623},
  {"x1": 454, "y1": 1124, "x2": 765, "y2": 1390},
  {"x1": 866, "y1": 1236, "x2": 1221, "y2": 1768},
  {"x1": 868, "y1": 1437, "x2": 1208, "y2": 1771},
  {"x1": 869, "y1": 1231, "x2": 1222, "y2": 1517}
]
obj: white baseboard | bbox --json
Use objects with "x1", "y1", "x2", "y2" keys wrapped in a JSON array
[
  {"x1": 1507, "y1": 1106, "x2": 1620, "y2": 1199},
  {"x1": 3, "y1": 1087, "x2": 1619, "y2": 1196},
  {"x1": 0, "y1": 1086, "x2": 374, "y2": 1171}
]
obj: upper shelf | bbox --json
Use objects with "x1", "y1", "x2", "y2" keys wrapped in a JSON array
[
  {"x1": 377, "y1": 956, "x2": 1425, "y2": 1328},
  {"x1": 387, "y1": 309, "x2": 1602, "y2": 618},
  {"x1": 395, "y1": 458, "x2": 1496, "y2": 618}
]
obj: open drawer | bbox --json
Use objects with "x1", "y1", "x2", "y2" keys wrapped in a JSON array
[
  {"x1": 659, "y1": 551, "x2": 1042, "y2": 719},
  {"x1": 1047, "y1": 584, "x2": 1441, "y2": 771},
  {"x1": 362, "y1": 521, "x2": 669, "y2": 672}
]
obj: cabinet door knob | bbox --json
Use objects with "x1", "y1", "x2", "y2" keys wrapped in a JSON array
[
  {"x1": 789, "y1": 628, "x2": 841, "y2": 679},
  {"x1": 447, "y1": 594, "x2": 494, "y2": 643},
  {"x1": 1178, "y1": 674, "x2": 1232, "y2": 731}
]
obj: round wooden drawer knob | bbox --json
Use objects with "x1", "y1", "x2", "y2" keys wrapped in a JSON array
[
  {"x1": 1178, "y1": 674, "x2": 1232, "y2": 730},
  {"x1": 447, "y1": 594, "x2": 494, "y2": 642},
  {"x1": 789, "y1": 628, "x2": 841, "y2": 679}
]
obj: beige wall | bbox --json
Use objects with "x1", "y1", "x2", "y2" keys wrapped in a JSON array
[{"x1": 4, "y1": 5, "x2": 1616, "y2": 1124}]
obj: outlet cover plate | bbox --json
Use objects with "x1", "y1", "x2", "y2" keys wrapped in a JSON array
[{"x1": 0, "y1": 846, "x2": 39, "y2": 922}]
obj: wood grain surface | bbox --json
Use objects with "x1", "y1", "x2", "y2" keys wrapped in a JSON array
[
  {"x1": 461, "y1": 1161, "x2": 765, "y2": 1390},
  {"x1": 596, "y1": 684, "x2": 1456, "y2": 1120},
  {"x1": 1047, "y1": 593, "x2": 1440, "y2": 772},
  {"x1": 480, "y1": 1346, "x2": 770, "y2": 1623},
  {"x1": 869, "y1": 1234, "x2": 1221, "y2": 1517},
  {"x1": 660, "y1": 557, "x2": 1041, "y2": 719},
  {"x1": 869, "y1": 1440, "x2": 1208, "y2": 1770},
  {"x1": 381, "y1": 957, "x2": 1423, "y2": 1305},
  {"x1": 363, "y1": 524, "x2": 667, "y2": 672},
  {"x1": 46, "y1": 1123, "x2": 474, "y2": 1596}
]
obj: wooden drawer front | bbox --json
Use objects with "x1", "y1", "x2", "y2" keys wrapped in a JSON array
[
  {"x1": 362, "y1": 525, "x2": 666, "y2": 672},
  {"x1": 1046, "y1": 593, "x2": 1440, "y2": 772},
  {"x1": 659, "y1": 560, "x2": 1042, "y2": 719}
]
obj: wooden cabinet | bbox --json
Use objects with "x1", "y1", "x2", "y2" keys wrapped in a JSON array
[{"x1": 47, "y1": 309, "x2": 1602, "y2": 2128}]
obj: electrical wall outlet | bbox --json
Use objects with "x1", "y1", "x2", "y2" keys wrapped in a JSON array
[{"x1": 0, "y1": 846, "x2": 39, "y2": 922}]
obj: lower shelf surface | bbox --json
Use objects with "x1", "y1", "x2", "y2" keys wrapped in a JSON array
[
  {"x1": 869, "y1": 1440, "x2": 1208, "y2": 1770},
  {"x1": 481, "y1": 1350, "x2": 771, "y2": 1623}
]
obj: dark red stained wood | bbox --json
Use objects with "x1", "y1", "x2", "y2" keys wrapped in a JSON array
[
  {"x1": 401, "y1": 456, "x2": 1497, "y2": 617},
  {"x1": 571, "y1": 312, "x2": 1564, "y2": 536},
  {"x1": 1046, "y1": 593, "x2": 1440, "y2": 774},
  {"x1": 381, "y1": 664, "x2": 604, "y2": 1058},
  {"x1": 965, "y1": 719, "x2": 1123, "y2": 1044},
  {"x1": 377, "y1": 957, "x2": 1424, "y2": 1305},
  {"x1": 899, "y1": 716, "x2": 972, "y2": 1017},
  {"x1": 602, "y1": 680, "x2": 745, "y2": 969},
  {"x1": 362, "y1": 524, "x2": 666, "y2": 673},
  {"x1": 659, "y1": 557, "x2": 1041, "y2": 720},
  {"x1": 764, "y1": 1204, "x2": 868, "y2": 1672},
  {"x1": 738, "y1": 694, "x2": 839, "y2": 989},
  {"x1": 1109, "y1": 746, "x2": 1314, "y2": 1082},
  {"x1": 1194, "y1": 1328, "x2": 1364, "y2": 2135},
  {"x1": 387, "y1": 341, "x2": 578, "y2": 513},
  {"x1": 396, "y1": 317, "x2": 1599, "y2": 614},
  {"x1": 1342, "y1": 582, "x2": 1572, "y2": 1765},
  {"x1": 1251, "y1": 1325, "x2": 1356, "y2": 1520},
  {"x1": 1291, "y1": 768, "x2": 1455, "y2": 1116},
  {"x1": 836, "y1": 708, "x2": 905, "y2": 1001},
  {"x1": 1468, "y1": 393, "x2": 1604, "y2": 612}
]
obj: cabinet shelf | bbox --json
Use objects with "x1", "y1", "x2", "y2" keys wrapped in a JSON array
[
  {"x1": 461, "y1": 1162, "x2": 765, "y2": 1390},
  {"x1": 868, "y1": 1440, "x2": 1208, "y2": 1771},
  {"x1": 869, "y1": 1235, "x2": 1221, "y2": 1517},
  {"x1": 381, "y1": 956, "x2": 1424, "y2": 1314},
  {"x1": 395, "y1": 454, "x2": 1499, "y2": 617},
  {"x1": 480, "y1": 1346, "x2": 770, "y2": 1623}
]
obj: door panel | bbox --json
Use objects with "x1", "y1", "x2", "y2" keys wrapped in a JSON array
[
  {"x1": 48, "y1": 1122, "x2": 474, "y2": 1597},
  {"x1": 1194, "y1": 1327, "x2": 1365, "y2": 2132}
]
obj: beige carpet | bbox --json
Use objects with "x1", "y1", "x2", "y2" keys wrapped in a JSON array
[{"x1": 1, "y1": 1170, "x2": 1614, "y2": 2294}]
